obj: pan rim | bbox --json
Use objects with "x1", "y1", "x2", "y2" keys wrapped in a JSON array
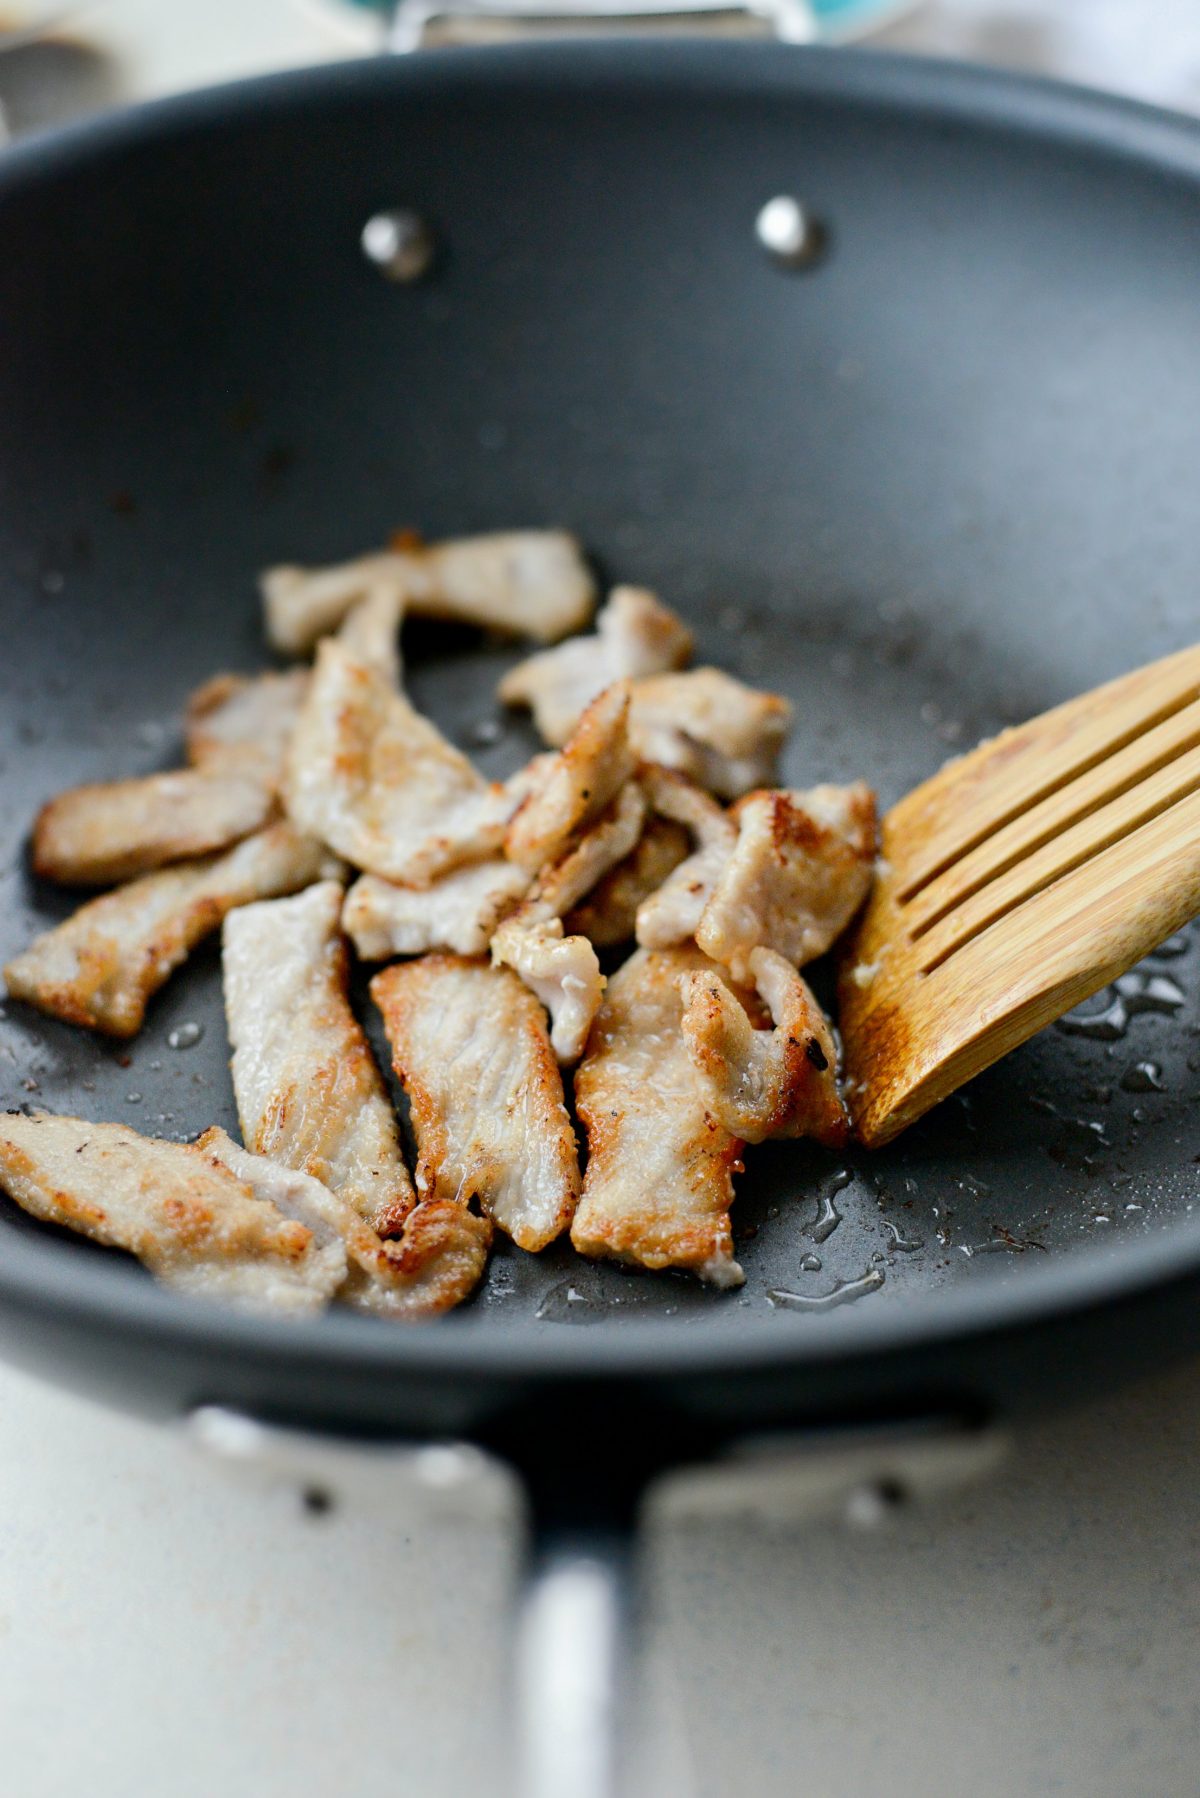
[
  {"x1": 2, "y1": 36, "x2": 1200, "y2": 195},
  {"x1": 3, "y1": 40, "x2": 1200, "y2": 1400}
]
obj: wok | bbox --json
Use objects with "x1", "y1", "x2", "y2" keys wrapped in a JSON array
[{"x1": 2, "y1": 37, "x2": 1200, "y2": 1791}]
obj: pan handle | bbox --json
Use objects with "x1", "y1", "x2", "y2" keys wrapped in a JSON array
[
  {"x1": 191, "y1": 1408, "x2": 1006, "y2": 1794},
  {"x1": 515, "y1": 1524, "x2": 634, "y2": 1798},
  {"x1": 383, "y1": 0, "x2": 817, "y2": 54}
]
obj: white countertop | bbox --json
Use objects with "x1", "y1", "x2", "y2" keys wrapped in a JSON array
[{"x1": 3, "y1": 5, "x2": 1200, "y2": 1794}]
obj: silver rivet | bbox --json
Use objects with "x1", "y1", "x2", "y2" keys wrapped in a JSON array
[
  {"x1": 756, "y1": 195, "x2": 826, "y2": 270},
  {"x1": 844, "y1": 1477, "x2": 907, "y2": 1530},
  {"x1": 361, "y1": 209, "x2": 436, "y2": 283}
]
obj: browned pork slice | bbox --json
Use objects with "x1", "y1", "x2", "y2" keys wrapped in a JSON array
[
  {"x1": 372, "y1": 955, "x2": 580, "y2": 1252},
  {"x1": 525, "y1": 780, "x2": 648, "y2": 920},
  {"x1": 201, "y1": 1128, "x2": 490, "y2": 1320},
  {"x1": 490, "y1": 915, "x2": 606, "y2": 1067},
  {"x1": 4, "y1": 823, "x2": 335, "y2": 1038},
  {"x1": 335, "y1": 581, "x2": 408, "y2": 687},
  {"x1": 571, "y1": 946, "x2": 745, "y2": 1287},
  {"x1": 342, "y1": 861, "x2": 530, "y2": 961},
  {"x1": 505, "y1": 681, "x2": 635, "y2": 873},
  {"x1": 634, "y1": 766, "x2": 738, "y2": 950},
  {"x1": 284, "y1": 640, "x2": 514, "y2": 884},
  {"x1": 0, "y1": 1113, "x2": 345, "y2": 1312},
  {"x1": 261, "y1": 530, "x2": 594, "y2": 655},
  {"x1": 680, "y1": 947, "x2": 848, "y2": 1146},
  {"x1": 695, "y1": 783, "x2": 877, "y2": 982},
  {"x1": 223, "y1": 881, "x2": 409, "y2": 1226},
  {"x1": 564, "y1": 815, "x2": 691, "y2": 949},
  {"x1": 185, "y1": 669, "x2": 312, "y2": 790},
  {"x1": 491, "y1": 782, "x2": 646, "y2": 1063},
  {"x1": 628, "y1": 668, "x2": 791, "y2": 800},
  {"x1": 33, "y1": 768, "x2": 274, "y2": 887},
  {"x1": 498, "y1": 586, "x2": 694, "y2": 746}
]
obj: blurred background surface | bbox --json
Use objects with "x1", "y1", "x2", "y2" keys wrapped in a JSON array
[{"x1": 1, "y1": 0, "x2": 1199, "y2": 140}]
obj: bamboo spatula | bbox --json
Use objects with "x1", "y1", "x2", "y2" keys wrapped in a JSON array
[{"x1": 838, "y1": 644, "x2": 1200, "y2": 1148}]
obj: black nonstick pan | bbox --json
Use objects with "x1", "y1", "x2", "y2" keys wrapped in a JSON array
[{"x1": 2, "y1": 39, "x2": 1200, "y2": 1788}]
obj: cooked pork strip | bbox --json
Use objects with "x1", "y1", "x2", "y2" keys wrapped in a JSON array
[
  {"x1": 372, "y1": 955, "x2": 580, "y2": 1252},
  {"x1": 680, "y1": 947, "x2": 848, "y2": 1145},
  {"x1": 222, "y1": 881, "x2": 414, "y2": 1229},
  {"x1": 571, "y1": 946, "x2": 745, "y2": 1287},
  {"x1": 564, "y1": 815, "x2": 691, "y2": 948},
  {"x1": 343, "y1": 861, "x2": 530, "y2": 960},
  {"x1": 628, "y1": 668, "x2": 791, "y2": 800},
  {"x1": 4, "y1": 823, "x2": 335, "y2": 1038},
  {"x1": 284, "y1": 640, "x2": 513, "y2": 884},
  {"x1": 0, "y1": 1113, "x2": 345, "y2": 1312},
  {"x1": 695, "y1": 782, "x2": 877, "y2": 982},
  {"x1": 528, "y1": 780, "x2": 648, "y2": 920},
  {"x1": 634, "y1": 768, "x2": 737, "y2": 950},
  {"x1": 200, "y1": 1127, "x2": 490, "y2": 1319},
  {"x1": 505, "y1": 682, "x2": 635, "y2": 873},
  {"x1": 491, "y1": 915, "x2": 604, "y2": 1066},
  {"x1": 498, "y1": 586, "x2": 694, "y2": 746},
  {"x1": 336, "y1": 581, "x2": 408, "y2": 687},
  {"x1": 262, "y1": 530, "x2": 595, "y2": 655},
  {"x1": 33, "y1": 768, "x2": 274, "y2": 887},
  {"x1": 490, "y1": 783, "x2": 645, "y2": 1062},
  {"x1": 185, "y1": 669, "x2": 312, "y2": 790}
]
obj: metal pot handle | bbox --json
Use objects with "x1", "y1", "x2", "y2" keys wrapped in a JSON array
[
  {"x1": 190, "y1": 1406, "x2": 1005, "y2": 1797},
  {"x1": 384, "y1": 0, "x2": 817, "y2": 54},
  {"x1": 517, "y1": 1525, "x2": 634, "y2": 1798}
]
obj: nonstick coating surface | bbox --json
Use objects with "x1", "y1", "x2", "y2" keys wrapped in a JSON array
[{"x1": 2, "y1": 45, "x2": 1200, "y2": 1449}]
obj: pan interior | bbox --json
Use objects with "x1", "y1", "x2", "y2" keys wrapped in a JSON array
[{"x1": 1, "y1": 47, "x2": 1199, "y2": 1348}]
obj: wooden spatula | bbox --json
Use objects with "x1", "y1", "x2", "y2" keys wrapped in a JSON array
[{"x1": 838, "y1": 644, "x2": 1200, "y2": 1148}]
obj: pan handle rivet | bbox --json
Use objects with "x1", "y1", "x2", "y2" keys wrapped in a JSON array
[
  {"x1": 844, "y1": 1476, "x2": 908, "y2": 1529},
  {"x1": 755, "y1": 195, "x2": 826, "y2": 270},
  {"x1": 361, "y1": 209, "x2": 436, "y2": 283}
]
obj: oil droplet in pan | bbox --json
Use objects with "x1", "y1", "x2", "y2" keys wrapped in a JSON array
[
  {"x1": 168, "y1": 1022, "x2": 204, "y2": 1051},
  {"x1": 1121, "y1": 1061, "x2": 1164, "y2": 1093},
  {"x1": 1057, "y1": 972, "x2": 1184, "y2": 1041},
  {"x1": 1147, "y1": 933, "x2": 1189, "y2": 960},
  {"x1": 536, "y1": 1281, "x2": 599, "y2": 1323},
  {"x1": 883, "y1": 1220, "x2": 923, "y2": 1253},
  {"x1": 811, "y1": 1169, "x2": 851, "y2": 1243},
  {"x1": 768, "y1": 1268, "x2": 885, "y2": 1312}
]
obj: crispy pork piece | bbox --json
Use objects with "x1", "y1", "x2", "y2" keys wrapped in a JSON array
[
  {"x1": 498, "y1": 586, "x2": 694, "y2": 746},
  {"x1": 343, "y1": 861, "x2": 530, "y2": 960},
  {"x1": 490, "y1": 783, "x2": 645, "y2": 1062},
  {"x1": 336, "y1": 581, "x2": 408, "y2": 686},
  {"x1": 505, "y1": 682, "x2": 635, "y2": 873},
  {"x1": 570, "y1": 946, "x2": 745, "y2": 1287},
  {"x1": 372, "y1": 955, "x2": 580, "y2": 1252},
  {"x1": 4, "y1": 823, "x2": 335, "y2": 1038},
  {"x1": 0, "y1": 1113, "x2": 345, "y2": 1312},
  {"x1": 680, "y1": 947, "x2": 848, "y2": 1146},
  {"x1": 527, "y1": 780, "x2": 648, "y2": 920},
  {"x1": 284, "y1": 640, "x2": 513, "y2": 884},
  {"x1": 185, "y1": 669, "x2": 312, "y2": 791},
  {"x1": 695, "y1": 783, "x2": 876, "y2": 982},
  {"x1": 261, "y1": 530, "x2": 595, "y2": 655},
  {"x1": 200, "y1": 1128, "x2": 489, "y2": 1319},
  {"x1": 635, "y1": 767, "x2": 737, "y2": 950},
  {"x1": 32, "y1": 769, "x2": 274, "y2": 887},
  {"x1": 491, "y1": 915, "x2": 605, "y2": 1066},
  {"x1": 564, "y1": 815, "x2": 691, "y2": 948},
  {"x1": 223, "y1": 881, "x2": 413, "y2": 1230},
  {"x1": 628, "y1": 668, "x2": 791, "y2": 800}
]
